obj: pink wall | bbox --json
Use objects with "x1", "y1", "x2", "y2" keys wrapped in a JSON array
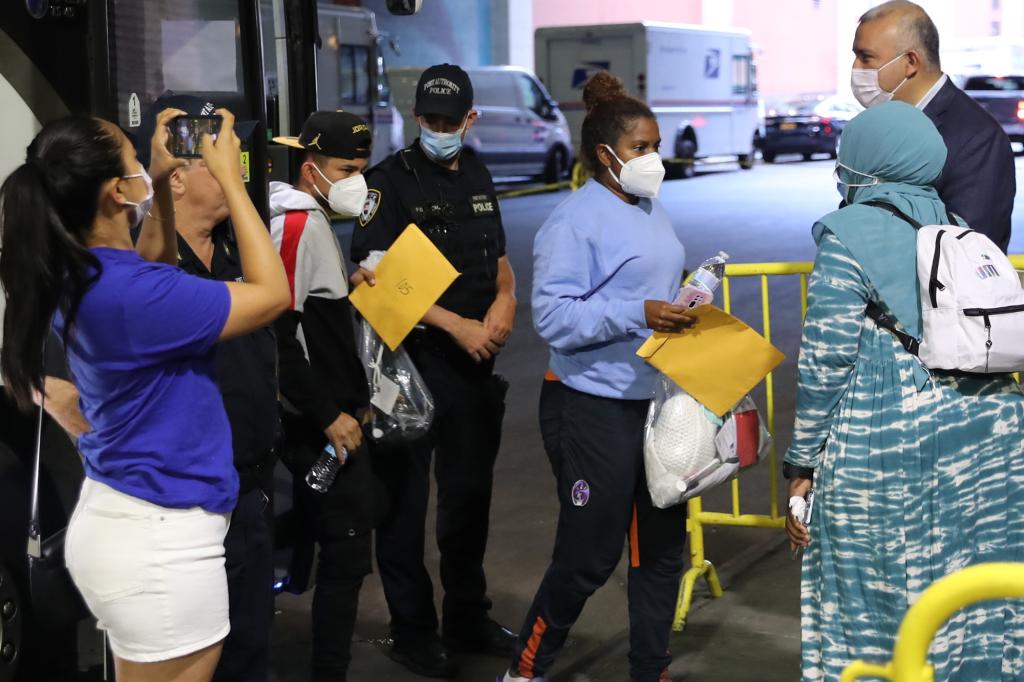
[
  {"x1": 952, "y1": 0, "x2": 1000, "y2": 38},
  {"x1": 532, "y1": 0, "x2": 701, "y2": 28},
  {"x1": 732, "y1": 0, "x2": 838, "y2": 100}
]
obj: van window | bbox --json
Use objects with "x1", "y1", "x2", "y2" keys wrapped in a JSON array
[
  {"x1": 517, "y1": 75, "x2": 546, "y2": 113},
  {"x1": 470, "y1": 72, "x2": 518, "y2": 108}
]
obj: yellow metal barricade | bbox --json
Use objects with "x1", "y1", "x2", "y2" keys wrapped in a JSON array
[
  {"x1": 840, "y1": 563, "x2": 1024, "y2": 682},
  {"x1": 674, "y1": 261, "x2": 813, "y2": 630},
  {"x1": 674, "y1": 255, "x2": 1024, "y2": 632}
]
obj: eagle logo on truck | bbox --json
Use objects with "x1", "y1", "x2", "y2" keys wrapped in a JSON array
[
  {"x1": 705, "y1": 49, "x2": 721, "y2": 79},
  {"x1": 571, "y1": 61, "x2": 611, "y2": 89}
]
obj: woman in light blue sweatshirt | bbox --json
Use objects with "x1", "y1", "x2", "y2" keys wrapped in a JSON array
[{"x1": 500, "y1": 72, "x2": 692, "y2": 682}]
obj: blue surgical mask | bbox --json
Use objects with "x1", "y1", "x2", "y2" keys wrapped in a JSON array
[{"x1": 419, "y1": 121, "x2": 466, "y2": 162}]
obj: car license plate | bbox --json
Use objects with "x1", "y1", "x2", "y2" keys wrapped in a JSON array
[{"x1": 780, "y1": 122, "x2": 798, "y2": 130}]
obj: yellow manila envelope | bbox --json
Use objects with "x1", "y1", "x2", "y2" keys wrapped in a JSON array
[
  {"x1": 349, "y1": 224, "x2": 459, "y2": 350},
  {"x1": 636, "y1": 305, "x2": 784, "y2": 416}
]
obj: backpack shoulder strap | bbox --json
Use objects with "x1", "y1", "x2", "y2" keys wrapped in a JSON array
[
  {"x1": 865, "y1": 301, "x2": 921, "y2": 357},
  {"x1": 863, "y1": 200, "x2": 924, "y2": 230}
]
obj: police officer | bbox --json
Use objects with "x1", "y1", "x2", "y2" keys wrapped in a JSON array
[{"x1": 351, "y1": 63, "x2": 517, "y2": 678}]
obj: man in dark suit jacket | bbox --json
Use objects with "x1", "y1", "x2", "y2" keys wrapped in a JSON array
[{"x1": 853, "y1": 1, "x2": 1015, "y2": 251}]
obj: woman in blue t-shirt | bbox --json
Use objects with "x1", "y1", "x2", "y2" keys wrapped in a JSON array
[
  {"x1": 0, "y1": 109, "x2": 289, "y2": 681},
  {"x1": 501, "y1": 73, "x2": 693, "y2": 682}
]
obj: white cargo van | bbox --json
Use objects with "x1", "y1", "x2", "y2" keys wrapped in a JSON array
[
  {"x1": 535, "y1": 22, "x2": 760, "y2": 177},
  {"x1": 389, "y1": 65, "x2": 574, "y2": 182}
]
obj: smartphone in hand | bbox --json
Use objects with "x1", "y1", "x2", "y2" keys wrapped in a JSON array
[{"x1": 170, "y1": 115, "x2": 223, "y2": 158}]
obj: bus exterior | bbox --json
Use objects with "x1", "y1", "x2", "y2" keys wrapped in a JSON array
[
  {"x1": 262, "y1": 0, "x2": 403, "y2": 180},
  {"x1": 534, "y1": 22, "x2": 760, "y2": 178}
]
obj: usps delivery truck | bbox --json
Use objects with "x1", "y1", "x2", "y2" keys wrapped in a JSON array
[{"x1": 535, "y1": 22, "x2": 760, "y2": 177}]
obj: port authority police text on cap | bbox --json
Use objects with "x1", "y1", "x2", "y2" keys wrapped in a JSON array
[{"x1": 414, "y1": 64, "x2": 474, "y2": 121}]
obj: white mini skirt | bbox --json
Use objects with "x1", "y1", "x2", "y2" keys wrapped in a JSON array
[{"x1": 65, "y1": 478, "x2": 231, "y2": 662}]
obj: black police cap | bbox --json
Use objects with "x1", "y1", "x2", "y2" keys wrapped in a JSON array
[
  {"x1": 414, "y1": 64, "x2": 474, "y2": 121},
  {"x1": 273, "y1": 111, "x2": 372, "y2": 160}
]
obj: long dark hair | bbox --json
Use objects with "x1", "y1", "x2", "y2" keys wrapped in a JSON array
[
  {"x1": 0, "y1": 116, "x2": 123, "y2": 410},
  {"x1": 580, "y1": 72, "x2": 655, "y2": 173}
]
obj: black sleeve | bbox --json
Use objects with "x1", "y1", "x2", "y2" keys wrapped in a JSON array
[
  {"x1": 941, "y1": 125, "x2": 1015, "y2": 252},
  {"x1": 353, "y1": 168, "x2": 404, "y2": 264},
  {"x1": 298, "y1": 296, "x2": 370, "y2": 417},
  {"x1": 274, "y1": 310, "x2": 341, "y2": 432}
]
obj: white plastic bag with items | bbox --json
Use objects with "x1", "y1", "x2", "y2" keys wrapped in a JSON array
[
  {"x1": 643, "y1": 378, "x2": 771, "y2": 509},
  {"x1": 358, "y1": 318, "x2": 435, "y2": 445}
]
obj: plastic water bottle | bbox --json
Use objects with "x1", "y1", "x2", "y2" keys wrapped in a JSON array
[
  {"x1": 305, "y1": 444, "x2": 347, "y2": 493},
  {"x1": 677, "y1": 251, "x2": 730, "y2": 309}
]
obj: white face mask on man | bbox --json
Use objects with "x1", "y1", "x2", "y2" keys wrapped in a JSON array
[
  {"x1": 851, "y1": 52, "x2": 909, "y2": 108},
  {"x1": 311, "y1": 164, "x2": 368, "y2": 217},
  {"x1": 602, "y1": 145, "x2": 665, "y2": 198}
]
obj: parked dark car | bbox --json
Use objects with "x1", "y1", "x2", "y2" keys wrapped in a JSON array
[
  {"x1": 963, "y1": 75, "x2": 1024, "y2": 152},
  {"x1": 760, "y1": 96, "x2": 862, "y2": 163}
]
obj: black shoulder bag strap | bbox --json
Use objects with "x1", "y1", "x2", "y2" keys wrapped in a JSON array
[
  {"x1": 860, "y1": 200, "x2": 925, "y2": 357},
  {"x1": 27, "y1": 381, "x2": 89, "y2": 631}
]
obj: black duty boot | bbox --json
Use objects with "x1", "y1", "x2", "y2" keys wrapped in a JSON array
[
  {"x1": 388, "y1": 635, "x2": 459, "y2": 678},
  {"x1": 443, "y1": 618, "x2": 517, "y2": 657}
]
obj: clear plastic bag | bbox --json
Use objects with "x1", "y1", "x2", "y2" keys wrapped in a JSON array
[
  {"x1": 714, "y1": 395, "x2": 772, "y2": 469},
  {"x1": 358, "y1": 318, "x2": 435, "y2": 445},
  {"x1": 643, "y1": 378, "x2": 770, "y2": 508},
  {"x1": 644, "y1": 376, "x2": 736, "y2": 508}
]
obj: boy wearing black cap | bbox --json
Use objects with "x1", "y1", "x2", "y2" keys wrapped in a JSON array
[
  {"x1": 351, "y1": 63, "x2": 517, "y2": 678},
  {"x1": 270, "y1": 111, "x2": 382, "y2": 682}
]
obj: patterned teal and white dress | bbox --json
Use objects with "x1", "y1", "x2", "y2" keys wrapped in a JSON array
[{"x1": 785, "y1": 231, "x2": 1024, "y2": 682}]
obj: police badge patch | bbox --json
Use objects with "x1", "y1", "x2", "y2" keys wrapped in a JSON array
[{"x1": 359, "y1": 189, "x2": 381, "y2": 227}]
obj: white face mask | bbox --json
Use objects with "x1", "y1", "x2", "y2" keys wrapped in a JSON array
[
  {"x1": 121, "y1": 166, "x2": 154, "y2": 229},
  {"x1": 833, "y1": 160, "x2": 882, "y2": 203},
  {"x1": 312, "y1": 164, "x2": 368, "y2": 217},
  {"x1": 851, "y1": 52, "x2": 909, "y2": 108},
  {"x1": 602, "y1": 145, "x2": 665, "y2": 198}
]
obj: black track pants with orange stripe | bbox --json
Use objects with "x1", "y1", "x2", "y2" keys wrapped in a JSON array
[{"x1": 511, "y1": 380, "x2": 687, "y2": 682}]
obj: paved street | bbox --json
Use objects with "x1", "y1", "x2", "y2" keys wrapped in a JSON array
[
  {"x1": 260, "y1": 155, "x2": 1024, "y2": 682},
  {"x1": 61, "y1": 157, "x2": 1024, "y2": 682}
]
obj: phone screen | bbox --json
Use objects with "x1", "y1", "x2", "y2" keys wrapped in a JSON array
[{"x1": 169, "y1": 115, "x2": 222, "y2": 158}]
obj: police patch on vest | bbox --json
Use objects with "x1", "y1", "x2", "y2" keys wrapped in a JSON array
[
  {"x1": 470, "y1": 194, "x2": 496, "y2": 216},
  {"x1": 359, "y1": 189, "x2": 381, "y2": 227}
]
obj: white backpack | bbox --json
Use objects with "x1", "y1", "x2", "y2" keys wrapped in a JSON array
[{"x1": 866, "y1": 201, "x2": 1024, "y2": 374}]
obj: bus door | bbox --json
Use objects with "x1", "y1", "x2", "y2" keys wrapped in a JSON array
[{"x1": 97, "y1": 0, "x2": 270, "y2": 219}]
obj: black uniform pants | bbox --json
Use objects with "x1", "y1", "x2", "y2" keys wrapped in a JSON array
[
  {"x1": 510, "y1": 380, "x2": 687, "y2": 682},
  {"x1": 373, "y1": 343, "x2": 506, "y2": 642},
  {"x1": 282, "y1": 416, "x2": 377, "y2": 682},
  {"x1": 213, "y1": 487, "x2": 274, "y2": 682}
]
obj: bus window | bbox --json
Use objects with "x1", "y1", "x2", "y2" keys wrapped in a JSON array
[
  {"x1": 108, "y1": 0, "x2": 244, "y2": 131},
  {"x1": 337, "y1": 46, "x2": 369, "y2": 106}
]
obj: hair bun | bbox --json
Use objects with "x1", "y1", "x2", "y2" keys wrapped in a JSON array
[{"x1": 582, "y1": 72, "x2": 627, "y2": 113}]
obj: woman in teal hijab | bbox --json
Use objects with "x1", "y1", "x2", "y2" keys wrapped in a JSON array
[{"x1": 784, "y1": 101, "x2": 1024, "y2": 681}]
